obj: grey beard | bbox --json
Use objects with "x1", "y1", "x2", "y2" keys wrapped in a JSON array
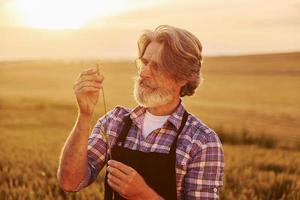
[{"x1": 133, "y1": 77, "x2": 174, "y2": 108}]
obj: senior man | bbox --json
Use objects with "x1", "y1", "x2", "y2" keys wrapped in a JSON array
[{"x1": 57, "y1": 25, "x2": 224, "y2": 200}]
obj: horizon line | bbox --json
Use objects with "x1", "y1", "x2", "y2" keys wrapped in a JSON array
[{"x1": 0, "y1": 50, "x2": 299, "y2": 62}]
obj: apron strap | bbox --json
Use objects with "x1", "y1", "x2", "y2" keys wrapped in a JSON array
[
  {"x1": 115, "y1": 114, "x2": 132, "y2": 146},
  {"x1": 169, "y1": 111, "x2": 188, "y2": 153}
]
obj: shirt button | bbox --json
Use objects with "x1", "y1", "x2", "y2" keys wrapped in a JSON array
[{"x1": 213, "y1": 188, "x2": 218, "y2": 193}]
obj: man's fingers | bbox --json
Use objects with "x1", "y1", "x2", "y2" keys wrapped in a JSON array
[
  {"x1": 80, "y1": 74, "x2": 104, "y2": 83},
  {"x1": 76, "y1": 87, "x2": 99, "y2": 94},
  {"x1": 82, "y1": 68, "x2": 97, "y2": 74},
  {"x1": 75, "y1": 86, "x2": 102, "y2": 94},
  {"x1": 107, "y1": 166, "x2": 127, "y2": 181},
  {"x1": 74, "y1": 76, "x2": 103, "y2": 88},
  {"x1": 108, "y1": 160, "x2": 134, "y2": 175},
  {"x1": 74, "y1": 82, "x2": 102, "y2": 91},
  {"x1": 77, "y1": 68, "x2": 98, "y2": 78},
  {"x1": 75, "y1": 75, "x2": 104, "y2": 85},
  {"x1": 107, "y1": 178, "x2": 123, "y2": 195},
  {"x1": 107, "y1": 172, "x2": 123, "y2": 186},
  {"x1": 76, "y1": 68, "x2": 95, "y2": 78},
  {"x1": 74, "y1": 73, "x2": 103, "y2": 86}
]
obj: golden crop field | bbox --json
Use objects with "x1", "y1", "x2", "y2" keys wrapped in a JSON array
[{"x1": 0, "y1": 52, "x2": 300, "y2": 199}]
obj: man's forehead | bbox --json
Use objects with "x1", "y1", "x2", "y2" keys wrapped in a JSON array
[{"x1": 142, "y1": 42, "x2": 162, "y2": 62}]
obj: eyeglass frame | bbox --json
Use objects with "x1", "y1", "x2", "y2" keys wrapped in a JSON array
[{"x1": 134, "y1": 57, "x2": 161, "y2": 74}]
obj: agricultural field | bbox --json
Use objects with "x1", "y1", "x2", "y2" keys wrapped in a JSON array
[{"x1": 0, "y1": 52, "x2": 300, "y2": 199}]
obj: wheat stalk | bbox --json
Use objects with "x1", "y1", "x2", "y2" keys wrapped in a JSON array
[{"x1": 96, "y1": 64, "x2": 113, "y2": 160}]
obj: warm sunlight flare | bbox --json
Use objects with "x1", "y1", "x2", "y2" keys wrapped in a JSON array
[{"x1": 14, "y1": 0, "x2": 128, "y2": 29}]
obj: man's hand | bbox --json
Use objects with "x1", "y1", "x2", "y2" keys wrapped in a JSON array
[
  {"x1": 73, "y1": 67, "x2": 104, "y2": 117},
  {"x1": 107, "y1": 160, "x2": 164, "y2": 200}
]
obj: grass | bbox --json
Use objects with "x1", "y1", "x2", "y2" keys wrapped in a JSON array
[
  {"x1": 0, "y1": 52, "x2": 300, "y2": 199},
  {"x1": 1, "y1": 97, "x2": 300, "y2": 200},
  {"x1": 217, "y1": 127, "x2": 277, "y2": 149}
]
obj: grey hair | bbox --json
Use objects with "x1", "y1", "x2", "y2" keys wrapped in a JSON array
[{"x1": 137, "y1": 25, "x2": 203, "y2": 97}]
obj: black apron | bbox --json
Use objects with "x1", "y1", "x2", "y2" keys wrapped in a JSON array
[{"x1": 104, "y1": 111, "x2": 188, "y2": 200}]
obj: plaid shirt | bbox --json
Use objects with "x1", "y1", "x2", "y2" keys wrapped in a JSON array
[{"x1": 78, "y1": 102, "x2": 224, "y2": 199}]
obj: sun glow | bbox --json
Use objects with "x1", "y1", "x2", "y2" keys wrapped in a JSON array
[{"x1": 14, "y1": 0, "x2": 128, "y2": 29}]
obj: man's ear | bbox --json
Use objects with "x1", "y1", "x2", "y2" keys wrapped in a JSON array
[{"x1": 177, "y1": 80, "x2": 188, "y2": 87}]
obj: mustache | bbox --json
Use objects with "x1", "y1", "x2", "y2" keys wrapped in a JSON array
[{"x1": 135, "y1": 77, "x2": 158, "y2": 89}]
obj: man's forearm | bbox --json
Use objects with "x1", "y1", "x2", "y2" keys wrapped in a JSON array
[{"x1": 57, "y1": 113, "x2": 92, "y2": 191}]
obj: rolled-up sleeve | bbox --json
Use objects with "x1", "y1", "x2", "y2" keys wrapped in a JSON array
[
  {"x1": 75, "y1": 109, "x2": 118, "y2": 190},
  {"x1": 185, "y1": 131, "x2": 225, "y2": 199}
]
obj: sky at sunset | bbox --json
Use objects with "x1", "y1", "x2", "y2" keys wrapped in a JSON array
[{"x1": 0, "y1": 0, "x2": 299, "y2": 60}]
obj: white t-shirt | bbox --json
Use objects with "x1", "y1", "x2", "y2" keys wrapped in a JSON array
[{"x1": 142, "y1": 110, "x2": 170, "y2": 139}]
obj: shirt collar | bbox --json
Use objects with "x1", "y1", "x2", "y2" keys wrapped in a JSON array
[
  {"x1": 167, "y1": 101, "x2": 186, "y2": 130},
  {"x1": 130, "y1": 100, "x2": 187, "y2": 131},
  {"x1": 130, "y1": 105, "x2": 146, "y2": 130}
]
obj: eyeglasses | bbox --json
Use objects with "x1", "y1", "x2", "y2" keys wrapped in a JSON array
[{"x1": 134, "y1": 58, "x2": 159, "y2": 74}]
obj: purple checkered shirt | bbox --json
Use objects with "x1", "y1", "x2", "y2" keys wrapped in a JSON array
[{"x1": 77, "y1": 102, "x2": 224, "y2": 199}]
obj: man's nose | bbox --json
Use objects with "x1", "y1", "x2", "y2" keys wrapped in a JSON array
[{"x1": 139, "y1": 63, "x2": 152, "y2": 78}]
